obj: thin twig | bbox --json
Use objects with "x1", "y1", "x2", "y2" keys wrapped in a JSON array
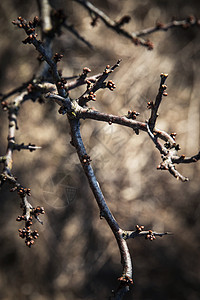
[
  {"x1": 121, "y1": 225, "x2": 171, "y2": 241},
  {"x1": 135, "y1": 16, "x2": 200, "y2": 37},
  {"x1": 0, "y1": 79, "x2": 33, "y2": 102},
  {"x1": 13, "y1": 143, "x2": 41, "y2": 152},
  {"x1": 172, "y1": 152, "x2": 200, "y2": 164},
  {"x1": 148, "y1": 73, "x2": 168, "y2": 132}
]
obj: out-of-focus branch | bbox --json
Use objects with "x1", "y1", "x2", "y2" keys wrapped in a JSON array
[
  {"x1": 36, "y1": 0, "x2": 54, "y2": 78},
  {"x1": 63, "y1": 21, "x2": 94, "y2": 49},
  {"x1": 74, "y1": 0, "x2": 200, "y2": 50},
  {"x1": 74, "y1": 0, "x2": 154, "y2": 50},
  {"x1": 135, "y1": 15, "x2": 200, "y2": 37},
  {"x1": 0, "y1": 79, "x2": 33, "y2": 102},
  {"x1": 37, "y1": 0, "x2": 53, "y2": 35}
]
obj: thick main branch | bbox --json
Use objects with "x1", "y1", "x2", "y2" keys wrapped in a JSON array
[{"x1": 69, "y1": 119, "x2": 133, "y2": 287}]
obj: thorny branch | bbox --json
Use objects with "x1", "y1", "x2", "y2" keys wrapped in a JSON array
[{"x1": 1, "y1": 1, "x2": 200, "y2": 298}]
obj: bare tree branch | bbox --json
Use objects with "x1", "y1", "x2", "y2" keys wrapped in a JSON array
[
  {"x1": 74, "y1": 1, "x2": 200, "y2": 50},
  {"x1": 70, "y1": 118, "x2": 133, "y2": 291},
  {"x1": 74, "y1": 0, "x2": 154, "y2": 49},
  {"x1": 122, "y1": 225, "x2": 171, "y2": 241},
  {"x1": 63, "y1": 21, "x2": 94, "y2": 49},
  {"x1": 148, "y1": 73, "x2": 168, "y2": 132},
  {"x1": 1, "y1": 2, "x2": 199, "y2": 297},
  {"x1": 135, "y1": 15, "x2": 200, "y2": 37}
]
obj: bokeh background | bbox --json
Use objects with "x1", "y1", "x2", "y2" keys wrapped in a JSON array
[{"x1": 0, "y1": 0, "x2": 200, "y2": 299}]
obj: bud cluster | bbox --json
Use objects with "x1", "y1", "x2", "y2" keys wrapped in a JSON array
[
  {"x1": 53, "y1": 53, "x2": 63, "y2": 63},
  {"x1": 135, "y1": 224, "x2": 144, "y2": 232},
  {"x1": 118, "y1": 275, "x2": 133, "y2": 286},
  {"x1": 106, "y1": 80, "x2": 116, "y2": 91},
  {"x1": 16, "y1": 206, "x2": 44, "y2": 247},
  {"x1": 145, "y1": 230, "x2": 156, "y2": 241},
  {"x1": 126, "y1": 110, "x2": 140, "y2": 120},
  {"x1": 12, "y1": 16, "x2": 40, "y2": 45},
  {"x1": 10, "y1": 186, "x2": 31, "y2": 197},
  {"x1": 80, "y1": 67, "x2": 91, "y2": 80},
  {"x1": 17, "y1": 215, "x2": 39, "y2": 247}
]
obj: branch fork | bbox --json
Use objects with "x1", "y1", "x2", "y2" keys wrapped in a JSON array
[{"x1": 1, "y1": 9, "x2": 199, "y2": 298}]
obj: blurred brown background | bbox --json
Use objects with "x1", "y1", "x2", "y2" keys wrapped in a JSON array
[{"x1": 0, "y1": 0, "x2": 200, "y2": 299}]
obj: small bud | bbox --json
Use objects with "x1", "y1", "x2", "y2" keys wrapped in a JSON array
[
  {"x1": 91, "y1": 16, "x2": 99, "y2": 27},
  {"x1": 83, "y1": 67, "x2": 91, "y2": 74},
  {"x1": 147, "y1": 101, "x2": 154, "y2": 109},
  {"x1": 160, "y1": 73, "x2": 168, "y2": 79},
  {"x1": 116, "y1": 15, "x2": 131, "y2": 27},
  {"x1": 146, "y1": 41, "x2": 154, "y2": 50},
  {"x1": 170, "y1": 132, "x2": 177, "y2": 139},
  {"x1": 156, "y1": 21, "x2": 164, "y2": 29},
  {"x1": 53, "y1": 53, "x2": 63, "y2": 63}
]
